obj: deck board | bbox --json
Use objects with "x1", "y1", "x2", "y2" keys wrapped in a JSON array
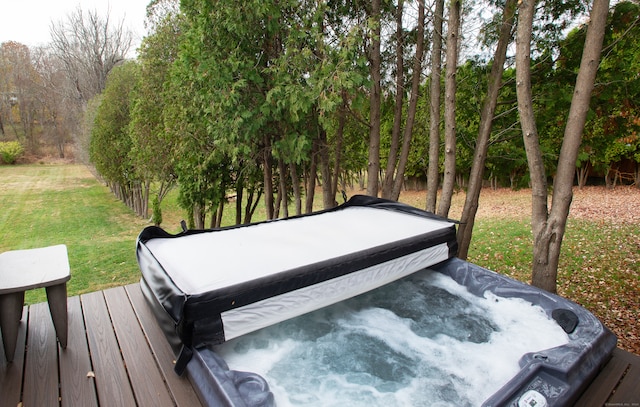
[
  {"x1": 59, "y1": 296, "x2": 98, "y2": 407},
  {"x1": 1, "y1": 282, "x2": 638, "y2": 407},
  {"x1": 606, "y1": 349, "x2": 640, "y2": 405},
  {"x1": 572, "y1": 347, "x2": 640, "y2": 406},
  {"x1": 0, "y1": 306, "x2": 27, "y2": 407},
  {"x1": 81, "y1": 290, "x2": 139, "y2": 406},
  {"x1": 572, "y1": 352, "x2": 628, "y2": 407},
  {"x1": 104, "y1": 286, "x2": 175, "y2": 407},
  {"x1": 22, "y1": 302, "x2": 59, "y2": 407},
  {"x1": 125, "y1": 284, "x2": 203, "y2": 406}
]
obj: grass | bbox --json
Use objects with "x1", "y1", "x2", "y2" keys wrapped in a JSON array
[
  {"x1": 0, "y1": 164, "x2": 149, "y2": 303},
  {"x1": 1, "y1": 164, "x2": 638, "y2": 353},
  {"x1": 466, "y1": 218, "x2": 534, "y2": 276},
  {"x1": 466, "y1": 216, "x2": 640, "y2": 307}
]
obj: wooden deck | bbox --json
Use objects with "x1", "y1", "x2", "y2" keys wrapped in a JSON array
[
  {"x1": 0, "y1": 284, "x2": 202, "y2": 407},
  {"x1": 1, "y1": 283, "x2": 638, "y2": 407},
  {"x1": 573, "y1": 347, "x2": 640, "y2": 406}
]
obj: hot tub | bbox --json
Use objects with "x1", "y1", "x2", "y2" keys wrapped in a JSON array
[
  {"x1": 135, "y1": 196, "x2": 616, "y2": 406},
  {"x1": 136, "y1": 196, "x2": 458, "y2": 372}
]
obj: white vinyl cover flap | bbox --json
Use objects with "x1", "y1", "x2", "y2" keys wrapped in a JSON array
[{"x1": 220, "y1": 242, "x2": 451, "y2": 340}]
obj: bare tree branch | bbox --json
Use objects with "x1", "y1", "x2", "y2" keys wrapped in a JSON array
[{"x1": 49, "y1": 6, "x2": 132, "y2": 104}]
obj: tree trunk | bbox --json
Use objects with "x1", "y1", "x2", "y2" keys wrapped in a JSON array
[
  {"x1": 211, "y1": 199, "x2": 224, "y2": 228},
  {"x1": 305, "y1": 139, "x2": 318, "y2": 213},
  {"x1": 426, "y1": 0, "x2": 445, "y2": 212},
  {"x1": 263, "y1": 134, "x2": 275, "y2": 219},
  {"x1": 290, "y1": 162, "x2": 302, "y2": 216},
  {"x1": 457, "y1": 0, "x2": 517, "y2": 259},
  {"x1": 143, "y1": 180, "x2": 150, "y2": 219},
  {"x1": 319, "y1": 127, "x2": 336, "y2": 209},
  {"x1": 235, "y1": 177, "x2": 244, "y2": 225},
  {"x1": 392, "y1": 0, "x2": 426, "y2": 201},
  {"x1": 277, "y1": 157, "x2": 289, "y2": 218},
  {"x1": 516, "y1": 0, "x2": 551, "y2": 286},
  {"x1": 274, "y1": 187, "x2": 282, "y2": 219},
  {"x1": 193, "y1": 203, "x2": 205, "y2": 229},
  {"x1": 331, "y1": 98, "x2": 346, "y2": 200},
  {"x1": 576, "y1": 163, "x2": 589, "y2": 189},
  {"x1": 382, "y1": 0, "x2": 405, "y2": 200},
  {"x1": 366, "y1": 0, "x2": 382, "y2": 197},
  {"x1": 437, "y1": 0, "x2": 461, "y2": 218},
  {"x1": 516, "y1": 0, "x2": 609, "y2": 293},
  {"x1": 244, "y1": 186, "x2": 262, "y2": 224}
]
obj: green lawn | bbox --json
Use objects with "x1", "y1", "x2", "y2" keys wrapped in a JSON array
[{"x1": 0, "y1": 164, "x2": 149, "y2": 303}]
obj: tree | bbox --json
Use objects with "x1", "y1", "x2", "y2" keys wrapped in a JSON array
[
  {"x1": 129, "y1": 10, "x2": 181, "y2": 222},
  {"x1": 50, "y1": 6, "x2": 132, "y2": 162},
  {"x1": 165, "y1": 0, "x2": 373, "y2": 224},
  {"x1": 265, "y1": 0, "x2": 367, "y2": 212},
  {"x1": 380, "y1": 0, "x2": 427, "y2": 201},
  {"x1": 50, "y1": 7, "x2": 132, "y2": 104},
  {"x1": 577, "y1": 1, "x2": 640, "y2": 187},
  {"x1": 90, "y1": 62, "x2": 149, "y2": 217},
  {"x1": 31, "y1": 47, "x2": 73, "y2": 158},
  {"x1": 0, "y1": 42, "x2": 41, "y2": 151},
  {"x1": 457, "y1": 0, "x2": 518, "y2": 259},
  {"x1": 516, "y1": 0, "x2": 610, "y2": 293},
  {"x1": 437, "y1": 0, "x2": 462, "y2": 217},
  {"x1": 366, "y1": 0, "x2": 383, "y2": 197},
  {"x1": 168, "y1": 0, "x2": 292, "y2": 224},
  {"x1": 391, "y1": 0, "x2": 426, "y2": 201},
  {"x1": 381, "y1": 0, "x2": 406, "y2": 200},
  {"x1": 426, "y1": 0, "x2": 446, "y2": 212}
]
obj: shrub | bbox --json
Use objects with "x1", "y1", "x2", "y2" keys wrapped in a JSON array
[
  {"x1": 151, "y1": 195, "x2": 163, "y2": 226},
  {"x1": 0, "y1": 141, "x2": 25, "y2": 164}
]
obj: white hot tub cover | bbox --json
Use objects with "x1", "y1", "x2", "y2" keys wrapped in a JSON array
[{"x1": 136, "y1": 195, "x2": 458, "y2": 373}]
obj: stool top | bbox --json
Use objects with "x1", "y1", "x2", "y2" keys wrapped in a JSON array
[{"x1": 0, "y1": 245, "x2": 71, "y2": 294}]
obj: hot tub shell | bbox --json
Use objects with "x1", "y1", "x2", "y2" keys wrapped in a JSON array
[
  {"x1": 135, "y1": 196, "x2": 616, "y2": 406},
  {"x1": 433, "y1": 258, "x2": 616, "y2": 406}
]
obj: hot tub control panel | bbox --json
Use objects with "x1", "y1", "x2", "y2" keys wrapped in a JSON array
[{"x1": 518, "y1": 390, "x2": 548, "y2": 407}]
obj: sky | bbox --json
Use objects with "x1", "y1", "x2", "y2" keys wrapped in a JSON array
[{"x1": 0, "y1": 0, "x2": 149, "y2": 54}]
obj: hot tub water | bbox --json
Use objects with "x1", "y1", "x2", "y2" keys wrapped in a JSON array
[{"x1": 215, "y1": 269, "x2": 570, "y2": 406}]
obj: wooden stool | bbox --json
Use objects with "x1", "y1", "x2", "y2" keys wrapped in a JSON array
[{"x1": 0, "y1": 245, "x2": 70, "y2": 362}]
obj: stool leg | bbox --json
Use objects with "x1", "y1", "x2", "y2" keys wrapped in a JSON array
[
  {"x1": 45, "y1": 283, "x2": 68, "y2": 349},
  {"x1": 0, "y1": 291, "x2": 25, "y2": 363}
]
